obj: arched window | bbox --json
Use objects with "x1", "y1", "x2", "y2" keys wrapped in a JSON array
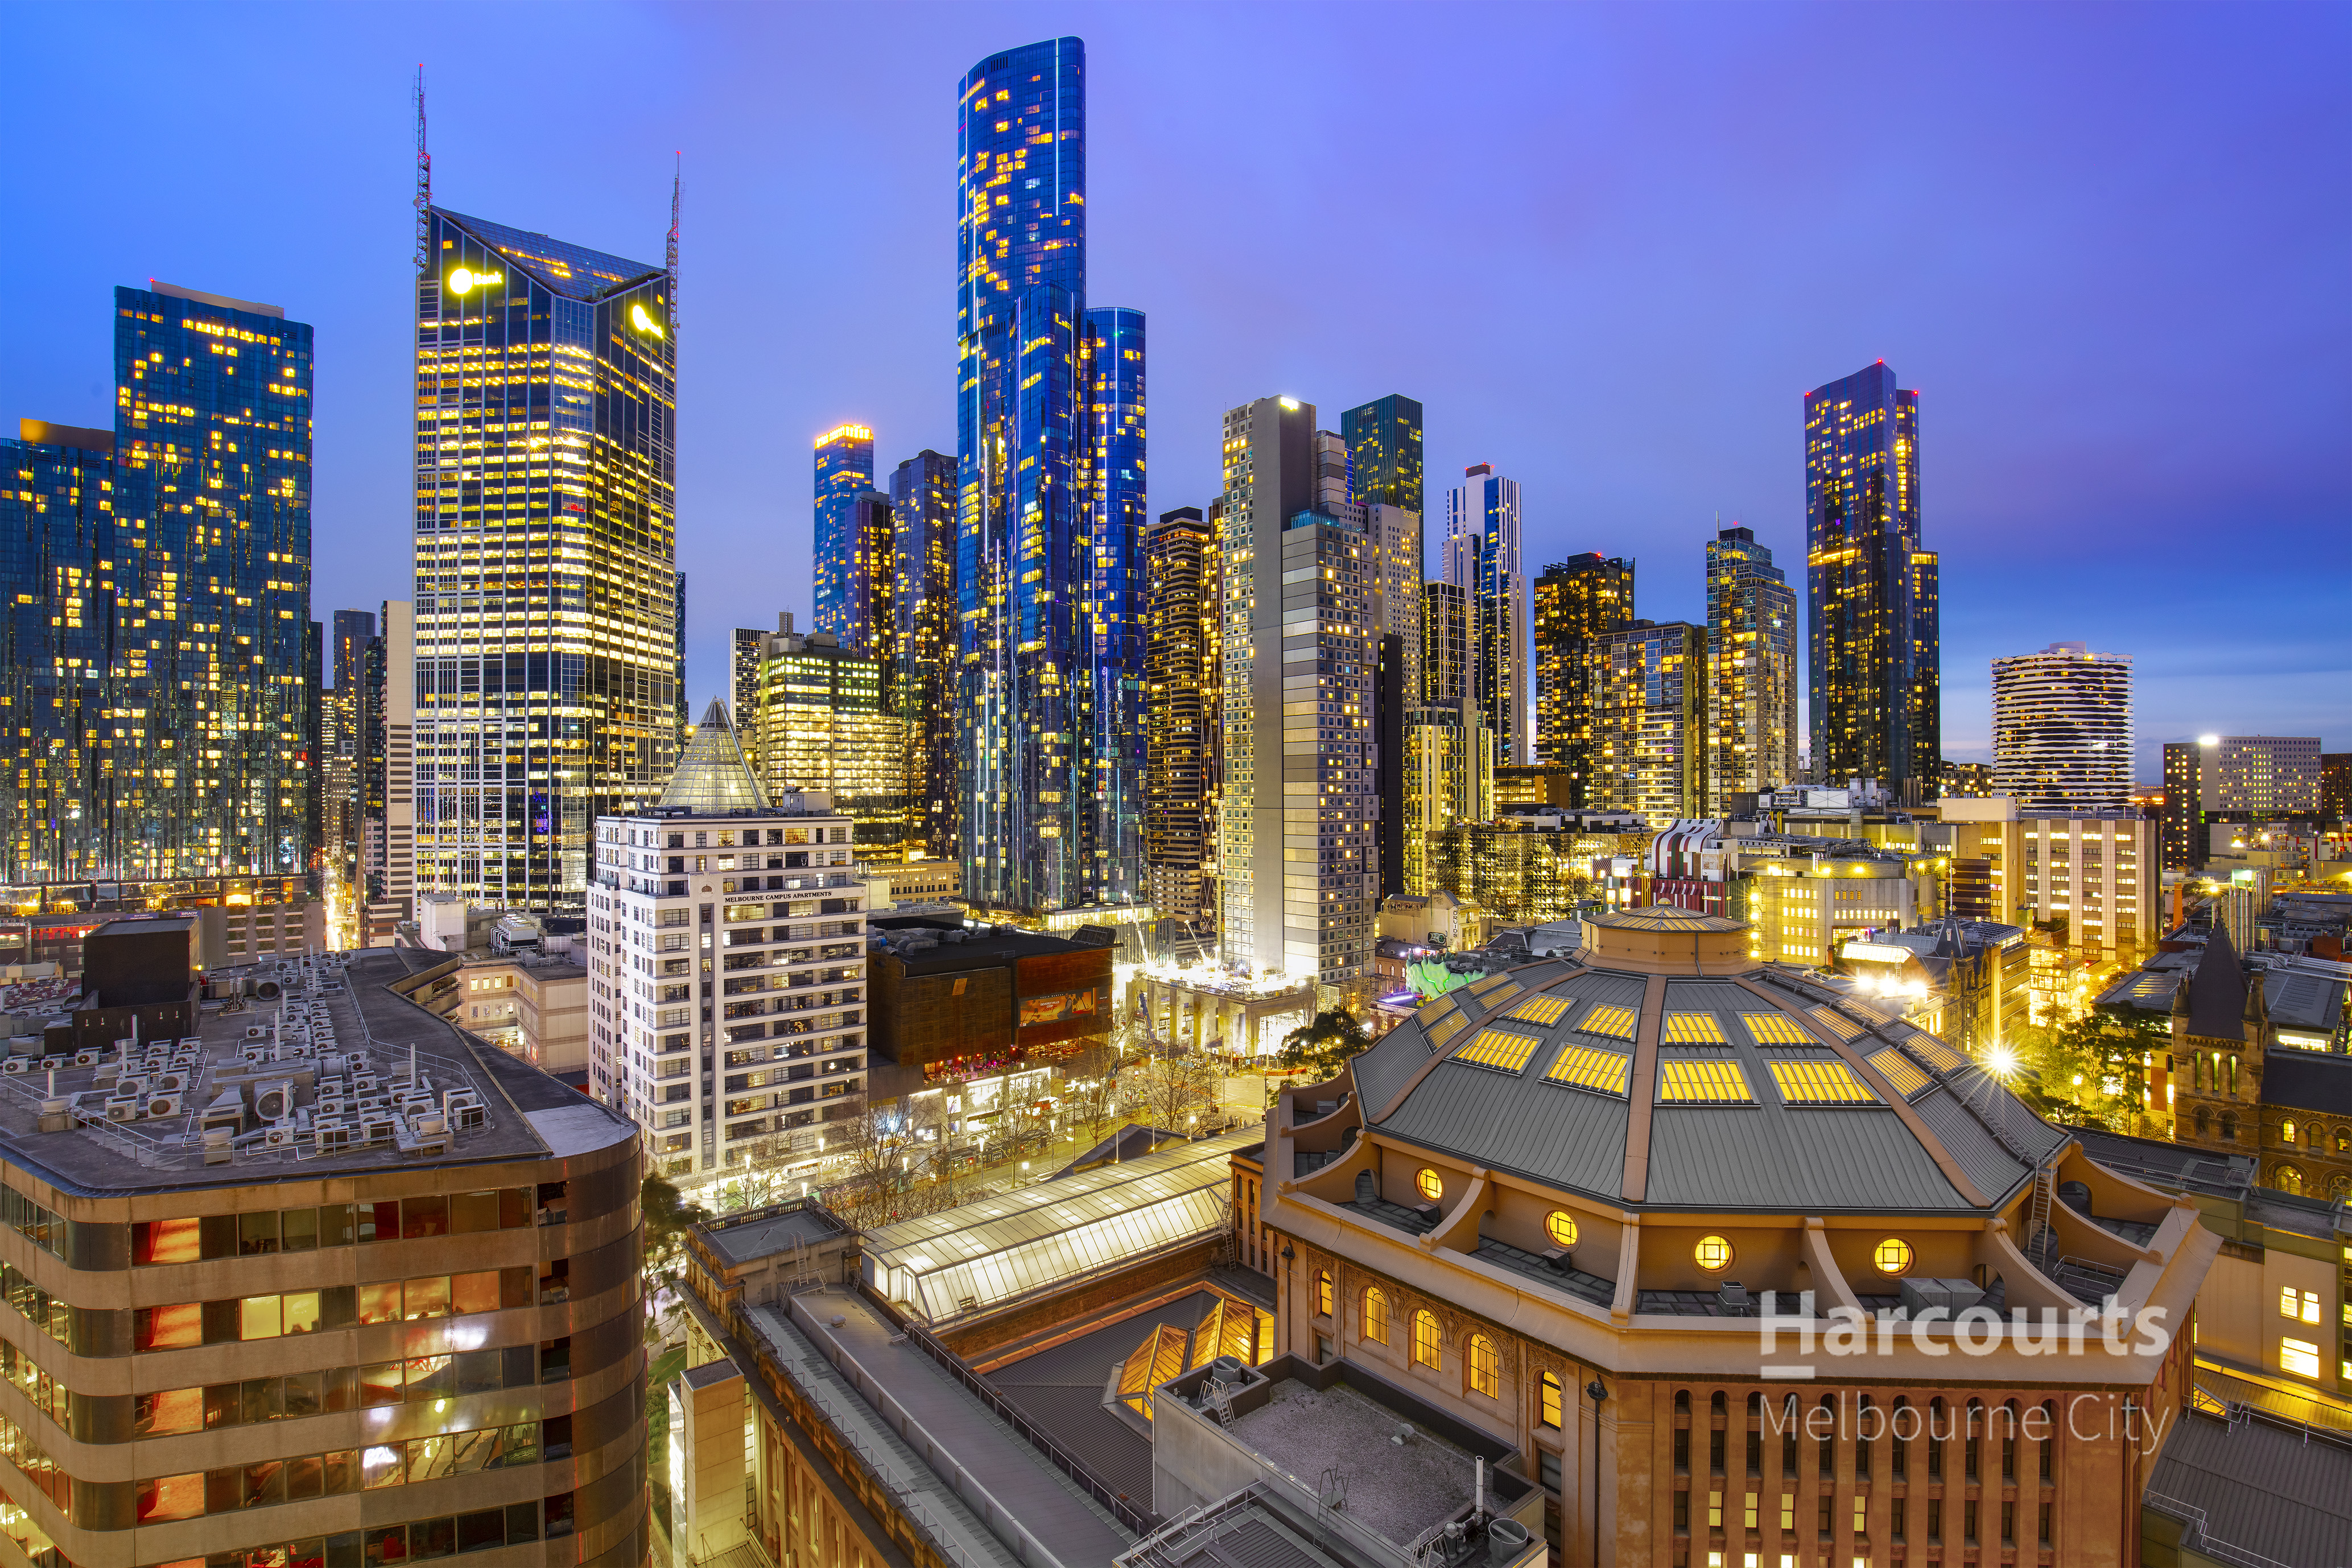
[
  {"x1": 2039, "y1": 1400, "x2": 2056, "y2": 1482},
  {"x1": 1468, "y1": 1334, "x2": 1499, "y2": 1398},
  {"x1": 1540, "y1": 1372, "x2": 1562, "y2": 1429},
  {"x1": 1412, "y1": 1309, "x2": 1442, "y2": 1369},
  {"x1": 2228, "y1": 1055, "x2": 2239, "y2": 1096},
  {"x1": 2281, "y1": 1119, "x2": 2297, "y2": 1146},
  {"x1": 1363, "y1": 1286, "x2": 1389, "y2": 1346},
  {"x1": 1316, "y1": 1270, "x2": 1333, "y2": 1318},
  {"x1": 2221, "y1": 1111, "x2": 2240, "y2": 1142},
  {"x1": 2330, "y1": 1173, "x2": 2351, "y2": 1202},
  {"x1": 2308, "y1": 1124, "x2": 2325, "y2": 1150},
  {"x1": 2194, "y1": 1105, "x2": 2211, "y2": 1137},
  {"x1": 2275, "y1": 1165, "x2": 2305, "y2": 1197},
  {"x1": 1674, "y1": 1390, "x2": 1691, "y2": 1414},
  {"x1": 1711, "y1": 1390, "x2": 1727, "y2": 1414},
  {"x1": 2336, "y1": 1128, "x2": 2350, "y2": 1154}
]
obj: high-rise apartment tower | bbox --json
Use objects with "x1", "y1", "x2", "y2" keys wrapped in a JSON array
[
  {"x1": 1532, "y1": 553, "x2": 1633, "y2": 805},
  {"x1": 1705, "y1": 527, "x2": 1797, "y2": 804},
  {"x1": 1805, "y1": 361, "x2": 1938, "y2": 803},
  {"x1": 1143, "y1": 506, "x2": 1220, "y2": 927},
  {"x1": 812, "y1": 424, "x2": 887, "y2": 650},
  {"x1": 1445, "y1": 464, "x2": 1528, "y2": 766},
  {"x1": 1991, "y1": 642, "x2": 2133, "y2": 811},
  {"x1": 1587, "y1": 620, "x2": 1704, "y2": 820},
  {"x1": 888, "y1": 449, "x2": 959, "y2": 860}
]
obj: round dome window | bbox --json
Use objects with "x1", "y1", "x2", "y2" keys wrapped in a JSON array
[
  {"x1": 1415, "y1": 1168, "x2": 1443, "y2": 1202},
  {"x1": 1874, "y1": 1237, "x2": 1914, "y2": 1275},
  {"x1": 1545, "y1": 1211, "x2": 1579, "y2": 1249},
  {"x1": 1694, "y1": 1235, "x2": 1735, "y2": 1273}
]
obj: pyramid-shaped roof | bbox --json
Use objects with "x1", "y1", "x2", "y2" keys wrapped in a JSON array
[
  {"x1": 436, "y1": 207, "x2": 662, "y2": 303},
  {"x1": 659, "y1": 699, "x2": 769, "y2": 813},
  {"x1": 2184, "y1": 922, "x2": 2249, "y2": 1041}
]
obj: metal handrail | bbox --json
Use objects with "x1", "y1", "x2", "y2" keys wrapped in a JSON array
[
  {"x1": 894, "y1": 1312, "x2": 1159, "y2": 1536},
  {"x1": 2140, "y1": 1489, "x2": 2298, "y2": 1568}
]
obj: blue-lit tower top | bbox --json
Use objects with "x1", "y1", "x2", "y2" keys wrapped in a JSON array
[
  {"x1": 812, "y1": 422, "x2": 877, "y2": 646},
  {"x1": 1083, "y1": 304, "x2": 1146, "y2": 905}
]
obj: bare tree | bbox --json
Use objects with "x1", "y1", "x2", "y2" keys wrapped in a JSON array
[{"x1": 1128, "y1": 1049, "x2": 1220, "y2": 1138}]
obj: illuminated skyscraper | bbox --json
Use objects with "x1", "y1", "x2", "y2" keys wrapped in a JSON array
[
  {"x1": 1991, "y1": 642, "x2": 2133, "y2": 811},
  {"x1": 1342, "y1": 394, "x2": 1424, "y2": 516},
  {"x1": 412, "y1": 197, "x2": 678, "y2": 911},
  {"x1": 748, "y1": 616, "x2": 913, "y2": 857},
  {"x1": 888, "y1": 449, "x2": 959, "y2": 859},
  {"x1": 1143, "y1": 506, "x2": 1219, "y2": 926},
  {"x1": 1805, "y1": 361, "x2": 1938, "y2": 802},
  {"x1": 1587, "y1": 620, "x2": 1703, "y2": 820},
  {"x1": 1, "y1": 280, "x2": 313, "y2": 887},
  {"x1": 1532, "y1": 552, "x2": 1633, "y2": 804},
  {"x1": 1704, "y1": 527, "x2": 1796, "y2": 804},
  {"x1": 1444, "y1": 463, "x2": 1528, "y2": 765},
  {"x1": 812, "y1": 423, "x2": 885, "y2": 647},
  {"x1": 956, "y1": 36, "x2": 1146, "y2": 913},
  {"x1": 1218, "y1": 396, "x2": 1376, "y2": 994},
  {"x1": 732, "y1": 626, "x2": 766, "y2": 753},
  {"x1": 1403, "y1": 581, "x2": 1492, "y2": 895}
]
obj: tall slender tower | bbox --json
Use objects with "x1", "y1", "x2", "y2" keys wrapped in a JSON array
[
  {"x1": 1143, "y1": 506, "x2": 1219, "y2": 926},
  {"x1": 812, "y1": 423, "x2": 883, "y2": 646},
  {"x1": 412, "y1": 156, "x2": 677, "y2": 908},
  {"x1": 1532, "y1": 552, "x2": 1634, "y2": 803},
  {"x1": 888, "y1": 450, "x2": 959, "y2": 859},
  {"x1": 1705, "y1": 526, "x2": 1797, "y2": 805},
  {"x1": 1445, "y1": 464, "x2": 1528, "y2": 766},
  {"x1": 955, "y1": 36, "x2": 1145, "y2": 913},
  {"x1": 1805, "y1": 361, "x2": 1936, "y2": 801}
]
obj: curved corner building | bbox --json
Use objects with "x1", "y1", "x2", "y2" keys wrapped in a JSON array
[
  {"x1": 1258, "y1": 905, "x2": 2217, "y2": 1565},
  {"x1": 0, "y1": 948, "x2": 645, "y2": 1568}
]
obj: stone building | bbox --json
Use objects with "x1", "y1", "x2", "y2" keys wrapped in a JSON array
[{"x1": 1256, "y1": 905, "x2": 2217, "y2": 1565}]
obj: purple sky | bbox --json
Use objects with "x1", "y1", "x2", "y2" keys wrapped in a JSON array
[{"x1": 5, "y1": 2, "x2": 2345, "y2": 781}]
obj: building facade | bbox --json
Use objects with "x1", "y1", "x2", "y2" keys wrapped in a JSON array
[
  {"x1": 324, "y1": 610, "x2": 376, "y2": 915},
  {"x1": 729, "y1": 628, "x2": 765, "y2": 761},
  {"x1": 1941, "y1": 796, "x2": 2157, "y2": 952},
  {"x1": 1805, "y1": 361, "x2": 1938, "y2": 804},
  {"x1": 1532, "y1": 553, "x2": 1634, "y2": 804},
  {"x1": 1260, "y1": 906, "x2": 2211, "y2": 1567},
  {"x1": 1991, "y1": 643, "x2": 2133, "y2": 811},
  {"x1": 955, "y1": 36, "x2": 1147, "y2": 915},
  {"x1": 1703, "y1": 527, "x2": 1796, "y2": 803},
  {"x1": 887, "y1": 449, "x2": 959, "y2": 860},
  {"x1": 411, "y1": 204, "x2": 678, "y2": 912},
  {"x1": 2, "y1": 282, "x2": 315, "y2": 888},
  {"x1": 1340, "y1": 394, "x2": 1424, "y2": 516},
  {"x1": 2208, "y1": 735, "x2": 2322, "y2": 818},
  {"x1": 1586, "y1": 620, "x2": 1703, "y2": 821},
  {"x1": 1218, "y1": 397, "x2": 1376, "y2": 995},
  {"x1": 1445, "y1": 464, "x2": 1528, "y2": 766},
  {"x1": 1144, "y1": 506, "x2": 1220, "y2": 926},
  {"x1": 588, "y1": 702, "x2": 866, "y2": 1181},
  {"x1": 747, "y1": 618, "x2": 913, "y2": 859},
  {"x1": 811, "y1": 424, "x2": 881, "y2": 649}
]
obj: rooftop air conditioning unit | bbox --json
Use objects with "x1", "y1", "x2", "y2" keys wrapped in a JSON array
[
  {"x1": 2, "y1": 1059, "x2": 29, "y2": 1077},
  {"x1": 72, "y1": 1049, "x2": 99, "y2": 1069},
  {"x1": 263, "y1": 1124, "x2": 294, "y2": 1148},
  {"x1": 146, "y1": 1094, "x2": 181, "y2": 1120},
  {"x1": 118, "y1": 1076, "x2": 149, "y2": 1099},
  {"x1": 254, "y1": 1082, "x2": 294, "y2": 1121},
  {"x1": 104, "y1": 1098, "x2": 139, "y2": 1123},
  {"x1": 313, "y1": 1119, "x2": 349, "y2": 1152},
  {"x1": 152, "y1": 1071, "x2": 186, "y2": 1094},
  {"x1": 361, "y1": 1116, "x2": 397, "y2": 1145}
]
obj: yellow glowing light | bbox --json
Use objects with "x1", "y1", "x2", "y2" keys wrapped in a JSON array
[
  {"x1": 1278, "y1": 397, "x2": 1299, "y2": 410},
  {"x1": 815, "y1": 423, "x2": 873, "y2": 448},
  {"x1": 447, "y1": 267, "x2": 503, "y2": 296},
  {"x1": 632, "y1": 302, "x2": 665, "y2": 338},
  {"x1": 1986, "y1": 1047, "x2": 2019, "y2": 1076}
]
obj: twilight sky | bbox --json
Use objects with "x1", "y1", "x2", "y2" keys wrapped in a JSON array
[{"x1": 4, "y1": 2, "x2": 2345, "y2": 781}]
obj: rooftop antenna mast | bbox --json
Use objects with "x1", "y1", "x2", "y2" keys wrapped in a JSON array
[
  {"x1": 666, "y1": 152, "x2": 681, "y2": 334},
  {"x1": 412, "y1": 66, "x2": 432, "y2": 275}
]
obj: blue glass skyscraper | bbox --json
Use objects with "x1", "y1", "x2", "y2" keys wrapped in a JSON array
[
  {"x1": 813, "y1": 422, "x2": 882, "y2": 647},
  {"x1": 955, "y1": 36, "x2": 1146, "y2": 913}
]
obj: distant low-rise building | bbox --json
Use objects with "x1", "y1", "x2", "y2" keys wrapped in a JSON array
[
  {"x1": 1941, "y1": 795, "x2": 2158, "y2": 952},
  {"x1": 1424, "y1": 809, "x2": 1647, "y2": 925}
]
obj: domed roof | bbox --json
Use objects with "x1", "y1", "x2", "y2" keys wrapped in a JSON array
[{"x1": 1349, "y1": 947, "x2": 2068, "y2": 1215}]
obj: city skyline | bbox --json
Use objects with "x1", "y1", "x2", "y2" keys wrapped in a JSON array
[{"x1": 2, "y1": 5, "x2": 2343, "y2": 781}]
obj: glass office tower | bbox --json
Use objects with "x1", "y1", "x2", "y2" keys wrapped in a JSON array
[
  {"x1": 1, "y1": 282, "x2": 314, "y2": 886},
  {"x1": 1805, "y1": 361, "x2": 1938, "y2": 802},
  {"x1": 1341, "y1": 394, "x2": 1425, "y2": 521},
  {"x1": 1142, "y1": 505, "x2": 1219, "y2": 926},
  {"x1": 1704, "y1": 527, "x2": 1796, "y2": 804},
  {"x1": 955, "y1": 35, "x2": 1146, "y2": 913},
  {"x1": 1444, "y1": 464, "x2": 1528, "y2": 767},
  {"x1": 888, "y1": 449, "x2": 959, "y2": 859},
  {"x1": 813, "y1": 423, "x2": 884, "y2": 647},
  {"x1": 413, "y1": 207, "x2": 677, "y2": 911}
]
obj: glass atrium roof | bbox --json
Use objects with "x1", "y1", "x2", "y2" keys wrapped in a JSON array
[
  {"x1": 863, "y1": 1128, "x2": 1262, "y2": 1324},
  {"x1": 659, "y1": 699, "x2": 770, "y2": 812}
]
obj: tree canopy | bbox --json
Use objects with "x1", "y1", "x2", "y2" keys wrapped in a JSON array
[{"x1": 1278, "y1": 1009, "x2": 1373, "y2": 1080}]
